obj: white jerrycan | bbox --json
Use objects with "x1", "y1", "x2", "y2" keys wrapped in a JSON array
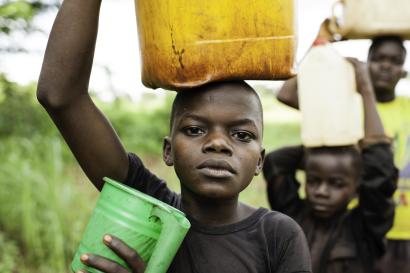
[
  {"x1": 329, "y1": 0, "x2": 410, "y2": 39},
  {"x1": 298, "y1": 42, "x2": 364, "y2": 147}
]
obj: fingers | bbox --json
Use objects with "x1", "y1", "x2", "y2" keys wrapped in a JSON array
[
  {"x1": 80, "y1": 253, "x2": 130, "y2": 273},
  {"x1": 345, "y1": 58, "x2": 373, "y2": 94},
  {"x1": 103, "y1": 235, "x2": 146, "y2": 272}
]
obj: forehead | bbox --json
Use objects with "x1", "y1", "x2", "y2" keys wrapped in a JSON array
[
  {"x1": 305, "y1": 152, "x2": 355, "y2": 176},
  {"x1": 370, "y1": 40, "x2": 405, "y2": 58},
  {"x1": 173, "y1": 86, "x2": 262, "y2": 128}
]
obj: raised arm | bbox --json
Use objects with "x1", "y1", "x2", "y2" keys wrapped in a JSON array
[
  {"x1": 348, "y1": 58, "x2": 386, "y2": 140},
  {"x1": 37, "y1": 0, "x2": 128, "y2": 190},
  {"x1": 263, "y1": 146, "x2": 304, "y2": 217},
  {"x1": 349, "y1": 59, "x2": 398, "y2": 256},
  {"x1": 276, "y1": 77, "x2": 299, "y2": 109}
]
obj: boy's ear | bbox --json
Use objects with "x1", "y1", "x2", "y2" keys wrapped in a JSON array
[
  {"x1": 401, "y1": 69, "x2": 408, "y2": 79},
  {"x1": 162, "y1": 136, "x2": 174, "y2": 166},
  {"x1": 254, "y1": 148, "x2": 266, "y2": 176}
]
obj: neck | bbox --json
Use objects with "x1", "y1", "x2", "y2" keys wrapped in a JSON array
[
  {"x1": 375, "y1": 89, "x2": 396, "y2": 103},
  {"x1": 180, "y1": 187, "x2": 252, "y2": 226}
]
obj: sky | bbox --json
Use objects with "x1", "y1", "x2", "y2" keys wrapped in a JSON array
[{"x1": 1, "y1": 0, "x2": 409, "y2": 101}]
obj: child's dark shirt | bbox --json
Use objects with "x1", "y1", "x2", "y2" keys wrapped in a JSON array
[
  {"x1": 124, "y1": 153, "x2": 312, "y2": 273},
  {"x1": 263, "y1": 143, "x2": 398, "y2": 273}
]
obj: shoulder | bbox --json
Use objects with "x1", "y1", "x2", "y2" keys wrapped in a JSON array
[
  {"x1": 259, "y1": 210, "x2": 311, "y2": 272},
  {"x1": 259, "y1": 209, "x2": 305, "y2": 241},
  {"x1": 125, "y1": 153, "x2": 181, "y2": 207}
]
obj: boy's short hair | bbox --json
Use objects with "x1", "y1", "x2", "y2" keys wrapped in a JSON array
[
  {"x1": 304, "y1": 145, "x2": 362, "y2": 179},
  {"x1": 169, "y1": 81, "x2": 263, "y2": 132},
  {"x1": 368, "y1": 35, "x2": 407, "y2": 59}
]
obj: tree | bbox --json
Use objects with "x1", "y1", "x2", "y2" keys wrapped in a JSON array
[{"x1": 0, "y1": 0, "x2": 59, "y2": 52}]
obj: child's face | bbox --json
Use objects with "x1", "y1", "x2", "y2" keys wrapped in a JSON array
[
  {"x1": 368, "y1": 40, "x2": 406, "y2": 93},
  {"x1": 163, "y1": 85, "x2": 264, "y2": 200},
  {"x1": 304, "y1": 153, "x2": 357, "y2": 219}
]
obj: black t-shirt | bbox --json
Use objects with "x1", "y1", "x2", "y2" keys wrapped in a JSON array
[
  {"x1": 263, "y1": 143, "x2": 398, "y2": 273},
  {"x1": 124, "y1": 153, "x2": 312, "y2": 273}
]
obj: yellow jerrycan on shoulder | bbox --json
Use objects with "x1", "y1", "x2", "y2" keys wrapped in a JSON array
[
  {"x1": 134, "y1": 0, "x2": 297, "y2": 90},
  {"x1": 329, "y1": 0, "x2": 410, "y2": 39},
  {"x1": 298, "y1": 41, "x2": 364, "y2": 147}
]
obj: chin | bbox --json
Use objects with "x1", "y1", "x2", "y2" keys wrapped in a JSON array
[
  {"x1": 374, "y1": 82, "x2": 394, "y2": 92},
  {"x1": 198, "y1": 187, "x2": 239, "y2": 200},
  {"x1": 184, "y1": 183, "x2": 240, "y2": 200},
  {"x1": 312, "y1": 210, "x2": 335, "y2": 219}
]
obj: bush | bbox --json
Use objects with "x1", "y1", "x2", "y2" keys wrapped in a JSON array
[
  {"x1": 0, "y1": 136, "x2": 95, "y2": 273},
  {"x1": 0, "y1": 74, "x2": 56, "y2": 138}
]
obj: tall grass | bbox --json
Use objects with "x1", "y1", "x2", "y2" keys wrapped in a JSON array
[{"x1": 0, "y1": 136, "x2": 96, "y2": 272}]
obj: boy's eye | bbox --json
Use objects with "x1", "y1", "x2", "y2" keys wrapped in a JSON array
[
  {"x1": 306, "y1": 176, "x2": 320, "y2": 186},
  {"x1": 183, "y1": 126, "x2": 205, "y2": 136},
  {"x1": 392, "y1": 57, "x2": 404, "y2": 65},
  {"x1": 329, "y1": 178, "x2": 347, "y2": 188},
  {"x1": 232, "y1": 131, "x2": 254, "y2": 142}
]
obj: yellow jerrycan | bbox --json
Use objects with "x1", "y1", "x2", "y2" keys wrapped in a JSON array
[
  {"x1": 329, "y1": 0, "x2": 410, "y2": 39},
  {"x1": 134, "y1": 0, "x2": 297, "y2": 90},
  {"x1": 298, "y1": 42, "x2": 364, "y2": 147}
]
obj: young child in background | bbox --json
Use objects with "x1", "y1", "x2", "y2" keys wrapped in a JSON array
[
  {"x1": 36, "y1": 1, "x2": 311, "y2": 273},
  {"x1": 276, "y1": 31, "x2": 410, "y2": 273},
  {"x1": 263, "y1": 59, "x2": 398, "y2": 273}
]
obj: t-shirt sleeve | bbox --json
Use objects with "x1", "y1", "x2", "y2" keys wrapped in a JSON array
[
  {"x1": 268, "y1": 213, "x2": 312, "y2": 273},
  {"x1": 123, "y1": 152, "x2": 180, "y2": 207},
  {"x1": 263, "y1": 146, "x2": 304, "y2": 217}
]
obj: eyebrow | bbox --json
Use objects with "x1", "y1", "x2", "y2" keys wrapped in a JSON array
[{"x1": 179, "y1": 114, "x2": 259, "y2": 128}]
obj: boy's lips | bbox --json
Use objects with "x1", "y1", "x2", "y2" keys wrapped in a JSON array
[
  {"x1": 197, "y1": 159, "x2": 236, "y2": 178},
  {"x1": 311, "y1": 202, "x2": 332, "y2": 212}
]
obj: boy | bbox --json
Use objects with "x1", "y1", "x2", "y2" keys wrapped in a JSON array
[
  {"x1": 368, "y1": 36, "x2": 407, "y2": 103},
  {"x1": 368, "y1": 36, "x2": 410, "y2": 273},
  {"x1": 263, "y1": 59, "x2": 398, "y2": 273},
  {"x1": 36, "y1": 1, "x2": 311, "y2": 273}
]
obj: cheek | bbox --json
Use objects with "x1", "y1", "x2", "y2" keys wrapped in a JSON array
[
  {"x1": 172, "y1": 141, "x2": 196, "y2": 170},
  {"x1": 305, "y1": 186, "x2": 315, "y2": 201},
  {"x1": 333, "y1": 188, "x2": 355, "y2": 205},
  {"x1": 237, "y1": 146, "x2": 262, "y2": 171},
  {"x1": 368, "y1": 63, "x2": 378, "y2": 75},
  {"x1": 392, "y1": 68, "x2": 404, "y2": 80}
]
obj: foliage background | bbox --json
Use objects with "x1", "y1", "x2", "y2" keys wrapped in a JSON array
[{"x1": 0, "y1": 1, "x2": 301, "y2": 272}]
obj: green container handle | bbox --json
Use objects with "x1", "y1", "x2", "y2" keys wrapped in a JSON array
[{"x1": 145, "y1": 205, "x2": 191, "y2": 273}]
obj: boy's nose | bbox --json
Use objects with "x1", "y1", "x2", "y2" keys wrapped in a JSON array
[
  {"x1": 314, "y1": 183, "x2": 329, "y2": 197},
  {"x1": 380, "y1": 59, "x2": 393, "y2": 70},
  {"x1": 202, "y1": 131, "x2": 233, "y2": 156}
]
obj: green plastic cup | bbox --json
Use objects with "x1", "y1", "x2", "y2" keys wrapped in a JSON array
[{"x1": 71, "y1": 177, "x2": 190, "y2": 273}]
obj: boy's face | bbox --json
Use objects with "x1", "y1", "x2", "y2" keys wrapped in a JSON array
[
  {"x1": 368, "y1": 40, "x2": 406, "y2": 93},
  {"x1": 163, "y1": 85, "x2": 264, "y2": 200},
  {"x1": 304, "y1": 153, "x2": 357, "y2": 219}
]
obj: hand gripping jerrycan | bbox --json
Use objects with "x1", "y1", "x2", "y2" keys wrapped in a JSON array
[
  {"x1": 298, "y1": 41, "x2": 364, "y2": 147},
  {"x1": 329, "y1": 0, "x2": 410, "y2": 39},
  {"x1": 134, "y1": 0, "x2": 297, "y2": 90},
  {"x1": 71, "y1": 178, "x2": 190, "y2": 273}
]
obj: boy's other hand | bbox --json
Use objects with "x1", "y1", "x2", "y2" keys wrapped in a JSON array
[
  {"x1": 346, "y1": 57, "x2": 374, "y2": 95},
  {"x1": 78, "y1": 235, "x2": 146, "y2": 273},
  {"x1": 316, "y1": 19, "x2": 338, "y2": 42}
]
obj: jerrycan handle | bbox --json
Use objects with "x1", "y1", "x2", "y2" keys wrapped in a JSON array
[
  {"x1": 329, "y1": 0, "x2": 347, "y2": 39},
  {"x1": 144, "y1": 205, "x2": 190, "y2": 273}
]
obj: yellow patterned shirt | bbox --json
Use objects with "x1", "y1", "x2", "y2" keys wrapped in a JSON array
[{"x1": 377, "y1": 96, "x2": 410, "y2": 240}]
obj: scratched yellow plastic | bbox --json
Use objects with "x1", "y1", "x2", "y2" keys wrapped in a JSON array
[{"x1": 134, "y1": 0, "x2": 297, "y2": 90}]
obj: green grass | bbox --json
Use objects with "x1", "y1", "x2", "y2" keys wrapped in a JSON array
[{"x1": 0, "y1": 136, "x2": 95, "y2": 273}]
